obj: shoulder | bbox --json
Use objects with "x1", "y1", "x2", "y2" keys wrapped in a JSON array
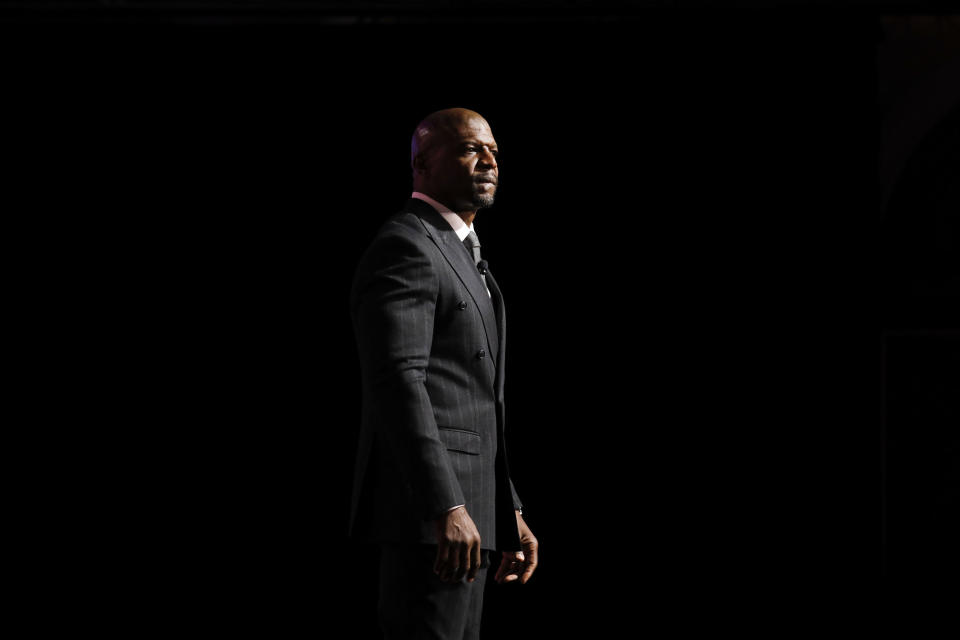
[
  {"x1": 377, "y1": 211, "x2": 432, "y2": 243},
  {"x1": 350, "y1": 211, "x2": 443, "y2": 308},
  {"x1": 352, "y1": 210, "x2": 440, "y2": 284},
  {"x1": 362, "y1": 209, "x2": 440, "y2": 259}
]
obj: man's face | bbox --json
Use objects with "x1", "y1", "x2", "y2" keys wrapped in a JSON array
[{"x1": 424, "y1": 117, "x2": 499, "y2": 212}]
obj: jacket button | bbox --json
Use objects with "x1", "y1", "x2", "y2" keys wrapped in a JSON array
[
  {"x1": 457, "y1": 301, "x2": 467, "y2": 310},
  {"x1": 477, "y1": 349, "x2": 486, "y2": 359}
]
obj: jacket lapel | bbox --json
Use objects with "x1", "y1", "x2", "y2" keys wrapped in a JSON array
[
  {"x1": 405, "y1": 199, "x2": 500, "y2": 365},
  {"x1": 485, "y1": 265, "x2": 507, "y2": 399}
]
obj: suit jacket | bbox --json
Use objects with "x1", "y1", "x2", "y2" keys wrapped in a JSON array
[{"x1": 349, "y1": 197, "x2": 522, "y2": 552}]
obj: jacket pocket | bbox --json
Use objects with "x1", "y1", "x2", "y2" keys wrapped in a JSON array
[{"x1": 437, "y1": 426, "x2": 481, "y2": 455}]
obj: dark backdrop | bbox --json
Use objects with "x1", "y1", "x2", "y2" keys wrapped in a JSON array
[{"x1": 5, "y1": 6, "x2": 955, "y2": 634}]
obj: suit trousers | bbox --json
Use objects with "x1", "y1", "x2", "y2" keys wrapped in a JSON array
[{"x1": 378, "y1": 543, "x2": 491, "y2": 640}]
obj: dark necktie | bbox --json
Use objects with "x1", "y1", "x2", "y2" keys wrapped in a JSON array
[
  {"x1": 463, "y1": 230, "x2": 489, "y2": 293},
  {"x1": 463, "y1": 230, "x2": 482, "y2": 267}
]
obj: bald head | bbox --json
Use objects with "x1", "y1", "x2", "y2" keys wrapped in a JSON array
[
  {"x1": 410, "y1": 108, "x2": 489, "y2": 168},
  {"x1": 409, "y1": 108, "x2": 499, "y2": 217}
]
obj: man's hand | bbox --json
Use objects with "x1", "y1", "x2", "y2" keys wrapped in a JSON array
[
  {"x1": 433, "y1": 506, "x2": 483, "y2": 583},
  {"x1": 495, "y1": 510, "x2": 538, "y2": 584}
]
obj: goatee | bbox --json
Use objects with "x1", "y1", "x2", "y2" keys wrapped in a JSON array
[{"x1": 473, "y1": 192, "x2": 496, "y2": 209}]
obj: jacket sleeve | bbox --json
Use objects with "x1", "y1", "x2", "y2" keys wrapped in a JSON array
[
  {"x1": 510, "y1": 478, "x2": 522, "y2": 513},
  {"x1": 352, "y1": 230, "x2": 465, "y2": 521}
]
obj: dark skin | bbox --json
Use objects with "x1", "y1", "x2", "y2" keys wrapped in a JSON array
[
  {"x1": 411, "y1": 108, "x2": 500, "y2": 228},
  {"x1": 494, "y1": 511, "x2": 539, "y2": 585},
  {"x1": 414, "y1": 108, "x2": 539, "y2": 585}
]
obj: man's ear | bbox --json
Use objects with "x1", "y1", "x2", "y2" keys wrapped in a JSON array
[{"x1": 412, "y1": 152, "x2": 428, "y2": 176}]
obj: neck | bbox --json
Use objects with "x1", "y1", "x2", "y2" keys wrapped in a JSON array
[{"x1": 412, "y1": 188, "x2": 477, "y2": 226}]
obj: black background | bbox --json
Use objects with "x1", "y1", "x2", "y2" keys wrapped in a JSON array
[{"x1": 4, "y1": 3, "x2": 956, "y2": 634}]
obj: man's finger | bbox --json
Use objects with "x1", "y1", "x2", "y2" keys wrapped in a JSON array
[
  {"x1": 437, "y1": 543, "x2": 456, "y2": 582},
  {"x1": 495, "y1": 552, "x2": 523, "y2": 584},
  {"x1": 466, "y1": 543, "x2": 481, "y2": 582},
  {"x1": 494, "y1": 554, "x2": 512, "y2": 583},
  {"x1": 454, "y1": 543, "x2": 469, "y2": 582},
  {"x1": 443, "y1": 552, "x2": 460, "y2": 583},
  {"x1": 519, "y1": 547, "x2": 538, "y2": 584},
  {"x1": 442, "y1": 540, "x2": 464, "y2": 583},
  {"x1": 433, "y1": 543, "x2": 447, "y2": 576},
  {"x1": 520, "y1": 559, "x2": 537, "y2": 584},
  {"x1": 520, "y1": 541, "x2": 539, "y2": 584},
  {"x1": 493, "y1": 559, "x2": 507, "y2": 582}
]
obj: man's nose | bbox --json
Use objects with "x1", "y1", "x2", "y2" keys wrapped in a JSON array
[{"x1": 478, "y1": 147, "x2": 497, "y2": 169}]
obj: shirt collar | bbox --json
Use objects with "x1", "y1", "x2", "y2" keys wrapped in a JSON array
[{"x1": 411, "y1": 191, "x2": 474, "y2": 242}]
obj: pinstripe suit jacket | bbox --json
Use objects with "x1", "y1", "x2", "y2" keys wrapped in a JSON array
[{"x1": 349, "y1": 197, "x2": 522, "y2": 552}]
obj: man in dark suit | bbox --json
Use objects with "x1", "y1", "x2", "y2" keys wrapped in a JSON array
[{"x1": 349, "y1": 108, "x2": 538, "y2": 639}]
